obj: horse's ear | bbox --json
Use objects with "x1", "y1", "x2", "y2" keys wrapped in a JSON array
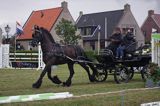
[{"x1": 34, "y1": 25, "x2": 39, "y2": 30}]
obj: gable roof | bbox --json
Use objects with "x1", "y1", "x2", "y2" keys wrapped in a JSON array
[
  {"x1": 153, "y1": 14, "x2": 160, "y2": 28},
  {"x1": 18, "y1": 7, "x2": 63, "y2": 40},
  {"x1": 76, "y1": 9, "x2": 124, "y2": 40}
]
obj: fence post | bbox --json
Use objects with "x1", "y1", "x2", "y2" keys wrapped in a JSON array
[
  {"x1": 38, "y1": 43, "x2": 41, "y2": 70},
  {"x1": 37, "y1": 43, "x2": 45, "y2": 70},
  {"x1": 2, "y1": 44, "x2": 10, "y2": 68}
]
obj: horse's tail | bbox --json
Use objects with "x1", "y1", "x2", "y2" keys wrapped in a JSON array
[
  {"x1": 74, "y1": 45, "x2": 86, "y2": 57},
  {"x1": 74, "y1": 45, "x2": 92, "y2": 62},
  {"x1": 74, "y1": 45, "x2": 97, "y2": 79}
]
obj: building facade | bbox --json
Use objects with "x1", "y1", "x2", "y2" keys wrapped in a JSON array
[
  {"x1": 76, "y1": 4, "x2": 144, "y2": 50},
  {"x1": 141, "y1": 10, "x2": 160, "y2": 43}
]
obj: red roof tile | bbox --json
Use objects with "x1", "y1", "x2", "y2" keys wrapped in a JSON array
[
  {"x1": 153, "y1": 14, "x2": 160, "y2": 28},
  {"x1": 18, "y1": 7, "x2": 63, "y2": 40}
]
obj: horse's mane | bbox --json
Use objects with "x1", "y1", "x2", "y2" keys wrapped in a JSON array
[{"x1": 40, "y1": 27, "x2": 55, "y2": 43}]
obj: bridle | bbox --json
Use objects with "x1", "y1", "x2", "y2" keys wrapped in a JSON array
[{"x1": 31, "y1": 26, "x2": 43, "y2": 47}]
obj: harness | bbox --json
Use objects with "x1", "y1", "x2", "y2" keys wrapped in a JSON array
[
  {"x1": 41, "y1": 43, "x2": 64, "y2": 59},
  {"x1": 51, "y1": 43, "x2": 64, "y2": 57}
]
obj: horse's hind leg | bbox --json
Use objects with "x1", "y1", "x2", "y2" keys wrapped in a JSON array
[
  {"x1": 87, "y1": 63, "x2": 97, "y2": 79},
  {"x1": 63, "y1": 63, "x2": 75, "y2": 87},
  {"x1": 47, "y1": 68, "x2": 62, "y2": 84},
  {"x1": 79, "y1": 63, "x2": 95, "y2": 82},
  {"x1": 32, "y1": 65, "x2": 50, "y2": 88}
]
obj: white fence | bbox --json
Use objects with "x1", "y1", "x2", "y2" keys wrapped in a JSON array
[
  {"x1": 0, "y1": 44, "x2": 45, "y2": 69},
  {"x1": 151, "y1": 33, "x2": 160, "y2": 66},
  {"x1": 0, "y1": 44, "x2": 9, "y2": 68},
  {"x1": 9, "y1": 52, "x2": 39, "y2": 68}
]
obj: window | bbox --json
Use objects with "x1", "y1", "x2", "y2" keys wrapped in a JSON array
[
  {"x1": 122, "y1": 27, "x2": 135, "y2": 35},
  {"x1": 152, "y1": 28, "x2": 158, "y2": 33},
  {"x1": 80, "y1": 26, "x2": 97, "y2": 36}
]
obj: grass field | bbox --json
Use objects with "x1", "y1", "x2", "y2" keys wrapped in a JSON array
[{"x1": 0, "y1": 65, "x2": 160, "y2": 106}]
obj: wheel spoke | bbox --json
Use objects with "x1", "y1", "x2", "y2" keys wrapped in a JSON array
[
  {"x1": 95, "y1": 68, "x2": 108, "y2": 82},
  {"x1": 114, "y1": 66, "x2": 130, "y2": 84}
]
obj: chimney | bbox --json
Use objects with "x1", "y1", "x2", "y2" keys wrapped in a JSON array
[
  {"x1": 124, "y1": 4, "x2": 130, "y2": 12},
  {"x1": 61, "y1": 1, "x2": 68, "y2": 9},
  {"x1": 148, "y1": 10, "x2": 154, "y2": 17},
  {"x1": 79, "y1": 11, "x2": 83, "y2": 16}
]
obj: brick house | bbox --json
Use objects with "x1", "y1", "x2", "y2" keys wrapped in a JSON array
[
  {"x1": 17, "y1": 1, "x2": 75, "y2": 50},
  {"x1": 76, "y1": 4, "x2": 144, "y2": 50},
  {"x1": 141, "y1": 10, "x2": 160, "y2": 43}
]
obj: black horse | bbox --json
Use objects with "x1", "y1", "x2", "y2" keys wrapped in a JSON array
[{"x1": 31, "y1": 25, "x2": 97, "y2": 88}]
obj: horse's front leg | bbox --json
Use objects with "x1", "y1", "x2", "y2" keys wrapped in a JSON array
[
  {"x1": 63, "y1": 63, "x2": 75, "y2": 87},
  {"x1": 32, "y1": 65, "x2": 50, "y2": 88}
]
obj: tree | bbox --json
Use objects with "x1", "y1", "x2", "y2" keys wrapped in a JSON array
[{"x1": 55, "y1": 18, "x2": 81, "y2": 45}]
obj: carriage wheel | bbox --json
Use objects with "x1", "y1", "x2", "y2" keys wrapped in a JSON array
[
  {"x1": 123, "y1": 67, "x2": 134, "y2": 80},
  {"x1": 141, "y1": 65, "x2": 150, "y2": 81},
  {"x1": 94, "y1": 67, "x2": 108, "y2": 82},
  {"x1": 101, "y1": 49, "x2": 113, "y2": 56},
  {"x1": 114, "y1": 65, "x2": 130, "y2": 84}
]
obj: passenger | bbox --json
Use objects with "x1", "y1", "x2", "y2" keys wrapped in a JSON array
[
  {"x1": 116, "y1": 29, "x2": 135, "y2": 59},
  {"x1": 106, "y1": 27, "x2": 123, "y2": 55}
]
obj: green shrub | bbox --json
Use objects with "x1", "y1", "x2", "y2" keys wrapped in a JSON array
[
  {"x1": 148, "y1": 63, "x2": 160, "y2": 83},
  {"x1": 84, "y1": 50, "x2": 97, "y2": 61}
]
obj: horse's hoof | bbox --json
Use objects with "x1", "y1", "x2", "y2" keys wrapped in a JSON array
[
  {"x1": 32, "y1": 83, "x2": 40, "y2": 89},
  {"x1": 66, "y1": 81, "x2": 71, "y2": 87},
  {"x1": 32, "y1": 80, "x2": 42, "y2": 89},
  {"x1": 62, "y1": 82, "x2": 71, "y2": 87},
  {"x1": 52, "y1": 76, "x2": 62, "y2": 84}
]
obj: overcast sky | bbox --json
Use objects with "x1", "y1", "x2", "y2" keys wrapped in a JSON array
[{"x1": 0, "y1": 0, "x2": 160, "y2": 35}]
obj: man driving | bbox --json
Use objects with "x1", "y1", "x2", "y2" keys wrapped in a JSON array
[{"x1": 105, "y1": 27, "x2": 123, "y2": 54}]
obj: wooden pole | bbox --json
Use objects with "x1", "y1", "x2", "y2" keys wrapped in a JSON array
[
  {"x1": 98, "y1": 25, "x2": 101, "y2": 55},
  {"x1": 14, "y1": 35, "x2": 17, "y2": 68},
  {"x1": 105, "y1": 17, "x2": 107, "y2": 47}
]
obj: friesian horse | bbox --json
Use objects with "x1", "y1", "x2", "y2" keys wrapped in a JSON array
[{"x1": 31, "y1": 25, "x2": 97, "y2": 88}]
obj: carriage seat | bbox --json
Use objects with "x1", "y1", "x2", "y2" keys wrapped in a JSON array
[
  {"x1": 124, "y1": 41, "x2": 137, "y2": 53},
  {"x1": 123, "y1": 41, "x2": 137, "y2": 60}
]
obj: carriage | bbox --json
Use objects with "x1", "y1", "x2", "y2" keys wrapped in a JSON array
[{"x1": 94, "y1": 48, "x2": 151, "y2": 83}]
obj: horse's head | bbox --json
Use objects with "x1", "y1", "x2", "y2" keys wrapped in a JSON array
[{"x1": 31, "y1": 25, "x2": 43, "y2": 47}]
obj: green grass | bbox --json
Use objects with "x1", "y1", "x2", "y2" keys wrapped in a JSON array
[{"x1": 0, "y1": 65, "x2": 160, "y2": 106}]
